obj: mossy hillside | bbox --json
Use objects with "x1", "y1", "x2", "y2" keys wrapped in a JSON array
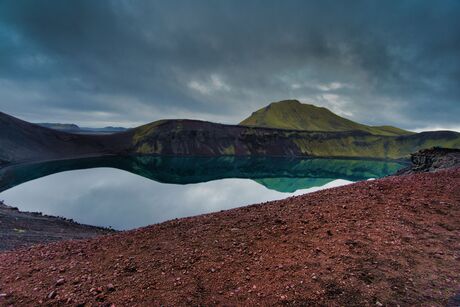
[
  {"x1": 239, "y1": 100, "x2": 413, "y2": 136},
  {"x1": 129, "y1": 119, "x2": 460, "y2": 160},
  {"x1": 372, "y1": 125, "x2": 412, "y2": 136},
  {"x1": 292, "y1": 131, "x2": 460, "y2": 159},
  {"x1": 132, "y1": 120, "x2": 168, "y2": 145}
]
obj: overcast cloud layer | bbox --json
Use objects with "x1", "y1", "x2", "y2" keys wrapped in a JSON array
[{"x1": 0, "y1": 0, "x2": 459, "y2": 130}]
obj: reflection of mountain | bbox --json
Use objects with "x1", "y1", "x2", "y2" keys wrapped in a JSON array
[
  {"x1": 0, "y1": 156, "x2": 404, "y2": 193},
  {"x1": 253, "y1": 177, "x2": 336, "y2": 193}
]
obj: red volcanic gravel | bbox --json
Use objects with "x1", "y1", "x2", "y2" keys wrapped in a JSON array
[{"x1": 0, "y1": 168, "x2": 459, "y2": 306}]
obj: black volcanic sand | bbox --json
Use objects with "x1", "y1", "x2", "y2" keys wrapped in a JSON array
[
  {"x1": 0, "y1": 201, "x2": 114, "y2": 251},
  {"x1": 0, "y1": 168, "x2": 458, "y2": 306}
]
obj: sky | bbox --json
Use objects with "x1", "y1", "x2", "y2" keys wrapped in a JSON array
[{"x1": 0, "y1": 0, "x2": 459, "y2": 131}]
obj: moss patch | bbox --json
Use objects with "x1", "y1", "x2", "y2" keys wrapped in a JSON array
[{"x1": 240, "y1": 100, "x2": 413, "y2": 136}]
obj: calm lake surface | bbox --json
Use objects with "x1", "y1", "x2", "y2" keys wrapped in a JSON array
[{"x1": 0, "y1": 156, "x2": 404, "y2": 230}]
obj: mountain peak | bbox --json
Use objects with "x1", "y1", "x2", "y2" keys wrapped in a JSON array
[
  {"x1": 240, "y1": 100, "x2": 412, "y2": 136},
  {"x1": 267, "y1": 99, "x2": 319, "y2": 110},
  {"x1": 271, "y1": 99, "x2": 301, "y2": 105}
]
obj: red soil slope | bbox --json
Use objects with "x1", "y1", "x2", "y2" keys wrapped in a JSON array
[{"x1": 0, "y1": 169, "x2": 459, "y2": 306}]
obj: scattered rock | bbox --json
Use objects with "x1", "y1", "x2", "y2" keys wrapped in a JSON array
[
  {"x1": 55, "y1": 278, "x2": 65, "y2": 286},
  {"x1": 395, "y1": 147, "x2": 460, "y2": 175},
  {"x1": 0, "y1": 201, "x2": 115, "y2": 251},
  {"x1": 47, "y1": 290, "x2": 57, "y2": 299},
  {"x1": 0, "y1": 169, "x2": 458, "y2": 306}
]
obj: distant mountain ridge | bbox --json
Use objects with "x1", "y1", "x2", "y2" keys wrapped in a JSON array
[
  {"x1": 0, "y1": 112, "x2": 129, "y2": 166},
  {"x1": 37, "y1": 123, "x2": 127, "y2": 134},
  {"x1": 240, "y1": 100, "x2": 412, "y2": 136},
  {"x1": 1, "y1": 99, "x2": 459, "y2": 167},
  {"x1": 37, "y1": 123, "x2": 80, "y2": 132}
]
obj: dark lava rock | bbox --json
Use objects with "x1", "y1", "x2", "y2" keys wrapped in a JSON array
[
  {"x1": 0, "y1": 201, "x2": 115, "y2": 251},
  {"x1": 396, "y1": 147, "x2": 460, "y2": 175},
  {"x1": 107, "y1": 283, "x2": 115, "y2": 292}
]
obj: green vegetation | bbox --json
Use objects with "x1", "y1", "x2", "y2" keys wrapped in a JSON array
[
  {"x1": 239, "y1": 100, "x2": 413, "y2": 136},
  {"x1": 137, "y1": 143, "x2": 155, "y2": 154},
  {"x1": 253, "y1": 177, "x2": 336, "y2": 193},
  {"x1": 372, "y1": 125, "x2": 412, "y2": 136},
  {"x1": 128, "y1": 117, "x2": 460, "y2": 160},
  {"x1": 57, "y1": 100, "x2": 457, "y2": 160},
  {"x1": 221, "y1": 145, "x2": 236, "y2": 155},
  {"x1": 132, "y1": 120, "x2": 167, "y2": 145},
  {"x1": 291, "y1": 131, "x2": 460, "y2": 159},
  {"x1": 1, "y1": 103, "x2": 459, "y2": 165}
]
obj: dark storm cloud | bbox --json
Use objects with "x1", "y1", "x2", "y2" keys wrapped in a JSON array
[{"x1": 0, "y1": 0, "x2": 459, "y2": 129}]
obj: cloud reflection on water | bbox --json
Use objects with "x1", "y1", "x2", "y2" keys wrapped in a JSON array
[{"x1": 0, "y1": 168, "x2": 350, "y2": 230}]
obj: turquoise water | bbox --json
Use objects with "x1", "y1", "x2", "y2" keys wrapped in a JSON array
[{"x1": 0, "y1": 156, "x2": 404, "y2": 229}]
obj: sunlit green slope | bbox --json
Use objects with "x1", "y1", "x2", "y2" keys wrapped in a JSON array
[{"x1": 239, "y1": 100, "x2": 412, "y2": 136}]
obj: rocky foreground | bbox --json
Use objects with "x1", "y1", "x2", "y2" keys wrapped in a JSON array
[
  {"x1": 396, "y1": 147, "x2": 460, "y2": 175},
  {"x1": 0, "y1": 201, "x2": 114, "y2": 251},
  {"x1": 0, "y1": 168, "x2": 459, "y2": 306}
]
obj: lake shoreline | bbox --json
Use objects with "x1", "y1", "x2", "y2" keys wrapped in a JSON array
[
  {"x1": 0, "y1": 201, "x2": 115, "y2": 251},
  {"x1": 0, "y1": 167, "x2": 458, "y2": 305}
]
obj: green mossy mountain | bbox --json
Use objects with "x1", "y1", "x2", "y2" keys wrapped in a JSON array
[
  {"x1": 240, "y1": 100, "x2": 412, "y2": 136},
  {"x1": 129, "y1": 119, "x2": 459, "y2": 160}
]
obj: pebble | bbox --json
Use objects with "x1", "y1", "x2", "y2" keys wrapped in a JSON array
[
  {"x1": 55, "y1": 278, "x2": 65, "y2": 286},
  {"x1": 47, "y1": 290, "x2": 57, "y2": 299}
]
